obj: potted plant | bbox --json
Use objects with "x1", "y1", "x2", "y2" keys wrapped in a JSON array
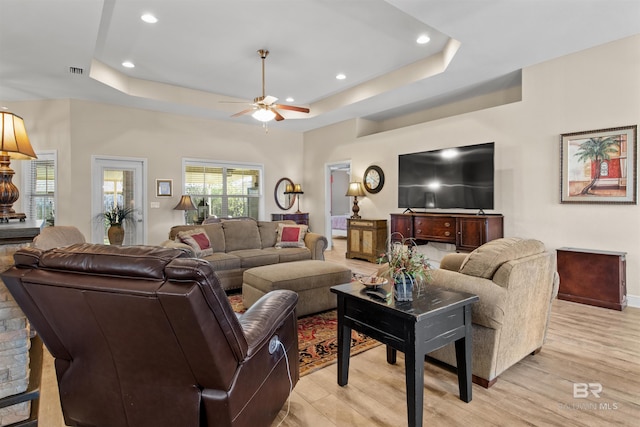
[
  {"x1": 378, "y1": 232, "x2": 432, "y2": 301},
  {"x1": 102, "y1": 205, "x2": 136, "y2": 245}
]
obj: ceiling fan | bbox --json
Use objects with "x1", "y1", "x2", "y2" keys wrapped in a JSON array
[{"x1": 230, "y1": 49, "x2": 310, "y2": 123}]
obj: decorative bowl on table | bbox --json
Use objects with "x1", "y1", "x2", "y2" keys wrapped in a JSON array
[{"x1": 358, "y1": 276, "x2": 388, "y2": 288}]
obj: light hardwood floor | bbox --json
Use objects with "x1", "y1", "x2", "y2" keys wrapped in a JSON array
[{"x1": 38, "y1": 238, "x2": 640, "y2": 426}]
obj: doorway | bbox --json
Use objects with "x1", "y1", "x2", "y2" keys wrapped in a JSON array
[
  {"x1": 324, "y1": 161, "x2": 351, "y2": 250},
  {"x1": 91, "y1": 156, "x2": 146, "y2": 245}
]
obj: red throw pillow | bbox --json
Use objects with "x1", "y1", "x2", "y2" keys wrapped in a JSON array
[
  {"x1": 275, "y1": 224, "x2": 308, "y2": 248},
  {"x1": 177, "y1": 228, "x2": 214, "y2": 257}
]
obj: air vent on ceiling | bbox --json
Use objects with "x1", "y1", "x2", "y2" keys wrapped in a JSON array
[{"x1": 69, "y1": 67, "x2": 84, "y2": 75}]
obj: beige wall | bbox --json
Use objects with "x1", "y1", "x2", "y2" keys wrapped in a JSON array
[
  {"x1": 8, "y1": 100, "x2": 304, "y2": 245},
  {"x1": 303, "y1": 34, "x2": 640, "y2": 300},
  {"x1": 4, "y1": 34, "x2": 639, "y2": 301}
]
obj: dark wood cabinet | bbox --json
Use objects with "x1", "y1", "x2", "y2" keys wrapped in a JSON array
[
  {"x1": 457, "y1": 217, "x2": 500, "y2": 252},
  {"x1": 346, "y1": 219, "x2": 387, "y2": 263},
  {"x1": 390, "y1": 214, "x2": 413, "y2": 239},
  {"x1": 557, "y1": 248, "x2": 627, "y2": 311},
  {"x1": 414, "y1": 215, "x2": 455, "y2": 242},
  {"x1": 271, "y1": 212, "x2": 309, "y2": 226},
  {"x1": 390, "y1": 213, "x2": 503, "y2": 252}
]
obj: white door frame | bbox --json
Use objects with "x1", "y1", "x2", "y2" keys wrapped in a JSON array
[
  {"x1": 91, "y1": 155, "x2": 148, "y2": 244},
  {"x1": 324, "y1": 160, "x2": 351, "y2": 250}
]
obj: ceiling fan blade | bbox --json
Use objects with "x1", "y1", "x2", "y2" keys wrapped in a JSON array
[
  {"x1": 273, "y1": 109, "x2": 285, "y2": 121},
  {"x1": 273, "y1": 104, "x2": 310, "y2": 113},
  {"x1": 231, "y1": 108, "x2": 255, "y2": 118}
]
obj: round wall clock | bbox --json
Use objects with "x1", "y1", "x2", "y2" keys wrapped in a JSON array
[{"x1": 363, "y1": 165, "x2": 384, "y2": 194}]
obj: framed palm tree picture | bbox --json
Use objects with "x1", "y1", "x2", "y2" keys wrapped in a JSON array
[{"x1": 561, "y1": 125, "x2": 637, "y2": 204}]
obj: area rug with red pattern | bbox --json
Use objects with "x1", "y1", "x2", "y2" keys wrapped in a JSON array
[{"x1": 228, "y1": 294, "x2": 381, "y2": 377}]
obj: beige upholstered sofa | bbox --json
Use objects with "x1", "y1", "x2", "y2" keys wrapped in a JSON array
[
  {"x1": 425, "y1": 237, "x2": 559, "y2": 388},
  {"x1": 161, "y1": 219, "x2": 328, "y2": 291}
]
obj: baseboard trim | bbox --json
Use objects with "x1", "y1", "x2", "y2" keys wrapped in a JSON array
[{"x1": 626, "y1": 294, "x2": 640, "y2": 308}]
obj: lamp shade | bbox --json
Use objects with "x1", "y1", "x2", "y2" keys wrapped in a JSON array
[
  {"x1": 0, "y1": 112, "x2": 36, "y2": 222},
  {"x1": 345, "y1": 182, "x2": 365, "y2": 197},
  {"x1": 292, "y1": 183, "x2": 304, "y2": 194},
  {"x1": 173, "y1": 195, "x2": 196, "y2": 211},
  {"x1": 0, "y1": 112, "x2": 37, "y2": 159}
]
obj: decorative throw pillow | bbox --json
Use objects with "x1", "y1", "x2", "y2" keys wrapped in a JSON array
[
  {"x1": 176, "y1": 228, "x2": 214, "y2": 257},
  {"x1": 275, "y1": 223, "x2": 308, "y2": 248}
]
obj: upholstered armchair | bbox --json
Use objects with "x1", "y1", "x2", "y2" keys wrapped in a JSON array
[
  {"x1": 426, "y1": 237, "x2": 559, "y2": 387},
  {"x1": 31, "y1": 225, "x2": 86, "y2": 249},
  {"x1": 2, "y1": 244, "x2": 299, "y2": 427}
]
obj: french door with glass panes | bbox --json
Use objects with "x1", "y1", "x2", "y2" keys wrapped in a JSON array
[{"x1": 91, "y1": 157, "x2": 146, "y2": 245}]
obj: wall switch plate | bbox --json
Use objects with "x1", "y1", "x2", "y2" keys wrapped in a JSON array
[{"x1": 150, "y1": 202, "x2": 160, "y2": 208}]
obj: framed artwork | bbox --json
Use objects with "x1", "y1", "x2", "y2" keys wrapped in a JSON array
[
  {"x1": 560, "y1": 125, "x2": 637, "y2": 204},
  {"x1": 156, "y1": 179, "x2": 173, "y2": 197}
]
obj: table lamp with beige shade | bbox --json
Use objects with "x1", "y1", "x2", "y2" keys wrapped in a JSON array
[{"x1": 0, "y1": 112, "x2": 37, "y2": 222}]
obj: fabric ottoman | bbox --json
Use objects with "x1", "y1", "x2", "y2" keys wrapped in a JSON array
[{"x1": 242, "y1": 260, "x2": 352, "y2": 317}]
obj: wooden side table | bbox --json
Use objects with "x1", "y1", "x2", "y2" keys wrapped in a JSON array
[
  {"x1": 556, "y1": 247, "x2": 627, "y2": 310},
  {"x1": 346, "y1": 219, "x2": 387, "y2": 263}
]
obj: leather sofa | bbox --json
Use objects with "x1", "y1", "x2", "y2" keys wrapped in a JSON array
[
  {"x1": 2, "y1": 244, "x2": 299, "y2": 427},
  {"x1": 426, "y1": 237, "x2": 559, "y2": 387},
  {"x1": 162, "y1": 219, "x2": 328, "y2": 291}
]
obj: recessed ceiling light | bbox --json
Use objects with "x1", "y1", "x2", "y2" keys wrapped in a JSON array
[
  {"x1": 122, "y1": 61, "x2": 135, "y2": 68},
  {"x1": 141, "y1": 14, "x2": 158, "y2": 24},
  {"x1": 416, "y1": 34, "x2": 431, "y2": 44},
  {"x1": 285, "y1": 97, "x2": 294, "y2": 103},
  {"x1": 336, "y1": 73, "x2": 346, "y2": 80}
]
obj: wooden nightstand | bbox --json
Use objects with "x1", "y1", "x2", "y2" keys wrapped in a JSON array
[{"x1": 346, "y1": 219, "x2": 387, "y2": 263}]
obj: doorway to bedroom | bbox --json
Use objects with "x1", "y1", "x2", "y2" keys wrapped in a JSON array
[{"x1": 325, "y1": 161, "x2": 351, "y2": 251}]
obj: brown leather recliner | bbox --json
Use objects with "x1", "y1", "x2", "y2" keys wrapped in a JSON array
[{"x1": 2, "y1": 243, "x2": 299, "y2": 427}]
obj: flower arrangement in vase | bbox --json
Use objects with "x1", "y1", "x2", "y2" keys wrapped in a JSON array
[{"x1": 378, "y1": 232, "x2": 432, "y2": 301}]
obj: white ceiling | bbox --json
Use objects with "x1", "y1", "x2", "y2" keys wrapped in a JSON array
[{"x1": 1, "y1": 0, "x2": 639, "y2": 133}]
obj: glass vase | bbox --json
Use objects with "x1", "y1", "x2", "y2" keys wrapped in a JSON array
[{"x1": 393, "y1": 273, "x2": 414, "y2": 301}]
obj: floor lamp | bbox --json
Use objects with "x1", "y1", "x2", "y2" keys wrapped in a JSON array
[{"x1": 0, "y1": 112, "x2": 37, "y2": 223}]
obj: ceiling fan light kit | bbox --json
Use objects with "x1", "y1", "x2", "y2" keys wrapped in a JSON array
[
  {"x1": 252, "y1": 107, "x2": 276, "y2": 122},
  {"x1": 230, "y1": 49, "x2": 310, "y2": 125}
]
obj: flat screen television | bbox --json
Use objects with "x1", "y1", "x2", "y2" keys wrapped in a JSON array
[{"x1": 398, "y1": 142, "x2": 495, "y2": 211}]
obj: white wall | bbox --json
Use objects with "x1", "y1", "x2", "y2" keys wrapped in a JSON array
[{"x1": 303, "y1": 34, "x2": 640, "y2": 300}]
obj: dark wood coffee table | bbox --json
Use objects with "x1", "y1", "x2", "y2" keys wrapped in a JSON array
[{"x1": 330, "y1": 282, "x2": 479, "y2": 427}]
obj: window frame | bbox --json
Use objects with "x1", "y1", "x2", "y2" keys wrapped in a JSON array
[
  {"x1": 21, "y1": 149, "x2": 57, "y2": 224},
  {"x1": 181, "y1": 158, "x2": 264, "y2": 221}
]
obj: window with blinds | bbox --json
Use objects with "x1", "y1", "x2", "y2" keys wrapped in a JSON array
[
  {"x1": 23, "y1": 151, "x2": 56, "y2": 224},
  {"x1": 184, "y1": 161, "x2": 261, "y2": 221}
]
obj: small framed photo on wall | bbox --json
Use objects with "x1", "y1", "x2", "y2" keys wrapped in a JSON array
[
  {"x1": 156, "y1": 179, "x2": 173, "y2": 197},
  {"x1": 560, "y1": 125, "x2": 637, "y2": 204}
]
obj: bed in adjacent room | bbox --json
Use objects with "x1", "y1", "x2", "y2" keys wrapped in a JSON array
[{"x1": 331, "y1": 214, "x2": 349, "y2": 237}]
